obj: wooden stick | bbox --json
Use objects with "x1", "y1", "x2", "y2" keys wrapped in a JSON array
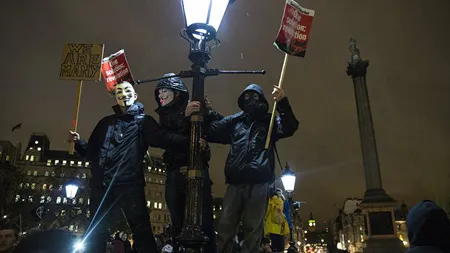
[
  {"x1": 69, "y1": 80, "x2": 83, "y2": 154},
  {"x1": 265, "y1": 54, "x2": 289, "y2": 149}
]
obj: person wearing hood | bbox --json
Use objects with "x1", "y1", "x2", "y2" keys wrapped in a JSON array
[
  {"x1": 406, "y1": 200, "x2": 450, "y2": 253},
  {"x1": 206, "y1": 84, "x2": 299, "y2": 253},
  {"x1": 69, "y1": 81, "x2": 191, "y2": 253},
  {"x1": 154, "y1": 73, "x2": 223, "y2": 253}
]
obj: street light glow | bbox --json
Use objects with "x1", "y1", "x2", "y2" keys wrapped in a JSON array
[
  {"x1": 65, "y1": 183, "x2": 79, "y2": 199},
  {"x1": 74, "y1": 240, "x2": 85, "y2": 252},
  {"x1": 281, "y1": 164, "x2": 296, "y2": 192}
]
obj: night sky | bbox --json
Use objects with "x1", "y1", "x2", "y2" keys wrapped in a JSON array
[{"x1": 1, "y1": 0, "x2": 450, "y2": 223}]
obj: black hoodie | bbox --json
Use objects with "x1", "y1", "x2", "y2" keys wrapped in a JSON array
[
  {"x1": 154, "y1": 74, "x2": 223, "y2": 169},
  {"x1": 406, "y1": 200, "x2": 450, "y2": 253},
  {"x1": 75, "y1": 102, "x2": 189, "y2": 187},
  {"x1": 207, "y1": 84, "x2": 299, "y2": 185}
]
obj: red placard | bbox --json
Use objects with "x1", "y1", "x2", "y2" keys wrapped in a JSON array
[
  {"x1": 101, "y1": 50, "x2": 135, "y2": 93},
  {"x1": 274, "y1": 0, "x2": 315, "y2": 57}
]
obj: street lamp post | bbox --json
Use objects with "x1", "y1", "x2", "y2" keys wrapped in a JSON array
[
  {"x1": 281, "y1": 163, "x2": 298, "y2": 253},
  {"x1": 137, "y1": 1, "x2": 265, "y2": 252}
]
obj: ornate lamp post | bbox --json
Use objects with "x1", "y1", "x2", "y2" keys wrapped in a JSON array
[
  {"x1": 281, "y1": 163, "x2": 298, "y2": 253},
  {"x1": 137, "y1": 1, "x2": 265, "y2": 252}
]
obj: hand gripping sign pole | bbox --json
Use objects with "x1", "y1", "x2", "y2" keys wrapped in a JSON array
[
  {"x1": 59, "y1": 43, "x2": 105, "y2": 154},
  {"x1": 264, "y1": 0, "x2": 315, "y2": 149}
]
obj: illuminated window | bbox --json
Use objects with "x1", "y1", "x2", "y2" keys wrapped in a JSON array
[
  {"x1": 87, "y1": 199, "x2": 90, "y2": 205},
  {"x1": 58, "y1": 185, "x2": 63, "y2": 191},
  {"x1": 29, "y1": 147, "x2": 33, "y2": 150},
  {"x1": 70, "y1": 161, "x2": 74, "y2": 166},
  {"x1": 56, "y1": 196, "x2": 61, "y2": 204},
  {"x1": 30, "y1": 155, "x2": 34, "y2": 162},
  {"x1": 82, "y1": 173, "x2": 87, "y2": 178},
  {"x1": 63, "y1": 197, "x2": 67, "y2": 204},
  {"x1": 25, "y1": 155, "x2": 29, "y2": 161},
  {"x1": 154, "y1": 202, "x2": 158, "y2": 209},
  {"x1": 62, "y1": 160, "x2": 67, "y2": 165},
  {"x1": 147, "y1": 201, "x2": 151, "y2": 207},
  {"x1": 72, "y1": 199, "x2": 76, "y2": 205},
  {"x1": 60, "y1": 172, "x2": 65, "y2": 177},
  {"x1": 51, "y1": 171, "x2": 56, "y2": 177},
  {"x1": 55, "y1": 160, "x2": 59, "y2": 165},
  {"x1": 15, "y1": 195, "x2": 20, "y2": 202},
  {"x1": 85, "y1": 162, "x2": 90, "y2": 167},
  {"x1": 159, "y1": 169, "x2": 162, "y2": 172},
  {"x1": 76, "y1": 173, "x2": 80, "y2": 178},
  {"x1": 27, "y1": 170, "x2": 31, "y2": 176},
  {"x1": 35, "y1": 141, "x2": 38, "y2": 144},
  {"x1": 87, "y1": 210, "x2": 90, "y2": 218},
  {"x1": 49, "y1": 184, "x2": 53, "y2": 190},
  {"x1": 33, "y1": 171, "x2": 38, "y2": 176},
  {"x1": 37, "y1": 147, "x2": 41, "y2": 151},
  {"x1": 47, "y1": 160, "x2": 51, "y2": 166},
  {"x1": 25, "y1": 183, "x2": 30, "y2": 189},
  {"x1": 148, "y1": 166, "x2": 151, "y2": 171},
  {"x1": 47, "y1": 196, "x2": 52, "y2": 203},
  {"x1": 42, "y1": 184, "x2": 47, "y2": 190},
  {"x1": 40, "y1": 196, "x2": 45, "y2": 203},
  {"x1": 31, "y1": 183, "x2": 36, "y2": 189},
  {"x1": 6, "y1": 155, "x2": 9, "y2": 161},
  {"x1": 29, "y1": 196, "x2": 34, "y2": 203},
  {"x1": 79, "y1": 198, "x2": 84, "y2": 204},
  {"x1": 44, "y1": 171, "x2": 49, "y2": 176},
  {"x1": 19, "y1": 183, "x2": 23, "y2": 189},
  {"x1": 158, "y1": 203, "x2": 162, "y2": 209},
  {"x1": 77, "y1": 161, "x2": 82, "y2": 167},
  {"x1": 213, "y1": 214, "x2": 216, "y2": 219}
]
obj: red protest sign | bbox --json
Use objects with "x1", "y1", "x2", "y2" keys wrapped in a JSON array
[
  {"x1": 101, "y1": 50, "x2": 135, "y2": 93},
  {"x1": 274, "y1": 0, "x2": 315, "y2": 57}
]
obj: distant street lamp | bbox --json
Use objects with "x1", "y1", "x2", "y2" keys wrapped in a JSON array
[
  {"x1": 281, "y1": 163, "x2": 298, "y2": 253},
  {"x1": 65, "y1": 180, "x2": 79, "y2": 199}
]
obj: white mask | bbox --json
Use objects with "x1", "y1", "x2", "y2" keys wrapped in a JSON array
[
  {"x1": 158, "y1": 88, "x2": 175, "y2": 107},
  {"x1": 115, "y1": 82, "x2": 137, "y2": 107}
]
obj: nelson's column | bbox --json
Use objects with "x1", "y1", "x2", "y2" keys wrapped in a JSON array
[{"x1": 346, "y1": 38, "x2": 404, "y2": 252}]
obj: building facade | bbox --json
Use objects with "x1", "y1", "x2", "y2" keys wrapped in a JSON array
[{"x1": 0, "y1": 133, "x2": 170, "y2": 235}]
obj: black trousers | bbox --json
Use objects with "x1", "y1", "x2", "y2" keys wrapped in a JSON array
[
  {"x1": 165, "y1": 169, "x2": 217, "y2": 253},
  {"x1": 86, "y1": 184, "x2": 158, "y2": 253}
]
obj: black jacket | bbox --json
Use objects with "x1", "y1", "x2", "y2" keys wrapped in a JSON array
[
  {"x1": 75, "y1": 102, "x2": 189, "y2": 187},
  {"x1": 207, "y1": 84, "x2": 299, "y2": 185},
  {"x1": 406, "y1": 200, "x2": 450, "y2": 253},
  {"x1": 154, "y1": 74, "x2": 223, "y2": 170}
]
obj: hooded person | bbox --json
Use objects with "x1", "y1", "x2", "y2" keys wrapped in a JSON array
[
  {"x1": 154, "y1": 73, "x2": 223, "y2": 253},
  {"x1": 69, "y1": 81, "x2": 191, "y2": 253},
  {"x1": 206, "y1": 83, "x2": 299, "y2": 253},
  {"x1": 406, "y1": 200, "x2": 450, "y2": 253}
]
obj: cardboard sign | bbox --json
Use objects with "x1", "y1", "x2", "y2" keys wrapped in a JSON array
[
  {"x1": 59, "y1": 43, "x2": 104, "y2": 81},
  {"x1": 274, "y1": 0, "x2": 315, "y2": 57},
  {"x1": 101, "y1": 50, "x2": 135, "y2": 93}
]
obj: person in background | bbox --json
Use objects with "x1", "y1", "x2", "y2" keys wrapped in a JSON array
[
  {"x1": 265, "y1": 188, "x2": 290, "y2": 252},
  {"x1": 0, "y1": 224, "x2": 18, "y2": 253}
]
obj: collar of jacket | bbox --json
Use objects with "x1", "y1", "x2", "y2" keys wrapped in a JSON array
[{"x1": 112, "y1": 102, "x2": 144, "y2": 116}]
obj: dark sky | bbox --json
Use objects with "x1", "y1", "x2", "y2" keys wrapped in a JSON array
[{"x1": 1, "y1": 0, "x2": 450, "y2": 222}]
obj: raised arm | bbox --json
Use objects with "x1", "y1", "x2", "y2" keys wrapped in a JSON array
[{"x1": 206, "y1": 114, "x2": 234, "y2": 144}]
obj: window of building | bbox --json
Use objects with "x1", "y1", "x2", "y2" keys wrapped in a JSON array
[
  {"x1": 29, "y1": 147, "x2": 33, "y2": 150},
  {"x1": 72, "y1": 199, "x2": 76, "y2": 205},
  {"x1": 25, "y1": 155, "x2": 29, "y2": 161},
  {"x1": 82, "y1": 173, "x2": 87, "y2": 179},
  {"x1": 58, "y1": 185, "x2": 63, "y2": 191},
  {"x1": 79, "y1": 198, "x2": 84, "y2": 204},
  {"x1": 40, "y1": 196, "x2": 45, "y2": 203},
  {"x1": 77, "y1": 161, "x2": 82, "y2": 167},
  {"x1": 56, "y1": 197, "x2": 61, "y2": 204},
  {"x1": 25, "y1": 183, "x2": 30, "y2": 189},
  {"x1": 158, "y1": 203, "x2": 162, "y2": 209},
  {"x1": 47, "y1": 160, "x2": 51, "y2": 166},
  {"x1": 51, "y1": 171, "x2": 56, "y2": 177},
  {"x1": 63, "y1": 197, "x2": 68, "y2": 204},
  {"x1": 44, "y1": 171, "x2": 49, "y2": 176},
  {"x1": 70, "y1": 161, "x2": 74, "y2": 166},
  {"x1": 147, "y1": 166, "x2": 151, "y2": 172},
  {"x1": 30, "y1": 155, "x2": 34, "y2": 161},
  {"x1": 154, "y1": 202, "x2": 158, "y2": 209},
  {"x1": 76, "y1": 173, "x2": 80, "y2": 178},
  {"x1": 62, "y1": 160, "x2": 67, "y2": 165},
  {"x1": 19, "y1": 183, "x2": 23, "y2": 189},
  {"x1": 31, "y1": 183, "x2": 35, "y2": 190},
  {"x1": 47, "y1": 196, "x2": 52, "y2": 203},
  {"x1": 85, "y1": 162, "x2": 90, "y2": 167},
  {"x1": 42, "y1": 184, "x2": 47, "y2": 190},
  {"x1": 55, "y1": 160, "x2": 59, "y2": 165},
  {"x1": 33, "y1": 171, "x2": 38, "y2": 176},
  {"x1": 87, "y1": 199, "x2": 90, "y2": 205},
  {"x1": 37, "y1": 147, "x2": 41, "y2": 151},
  {"x1": 27, "y1": 170, "x2": 31, "y2": 176},
  {"x1": 15, "y1": 195, "x2": 20, "y2": 202},
  {"x1": 87, "y1": 210, "x2": 91, "y2": 218},
  {"x1": 35, "y1": 141, "x2": 38, "y2": 144},
  {"x1": 147, "y1": 201, "x2": 150, "y2": 207},
  {"x1": 61, "y1": 210, "x2": 66, "y2": 216},
  {"x1": 60, "y1": 172, "x2": 65, "y2": 177}
]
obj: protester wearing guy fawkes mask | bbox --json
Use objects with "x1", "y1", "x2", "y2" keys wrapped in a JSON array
[
  {"x1": 206, "y1": 84, "x2": 299, "y2": 253},
  {"x1": 69, "y1": 81, "x2": 192, "y2": 253},
  {"x1": 154, "y1": 73, "x2": 223, "y2": 253}
]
